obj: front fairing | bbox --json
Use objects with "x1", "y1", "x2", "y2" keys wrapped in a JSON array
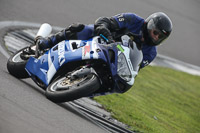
[
  {"x1": 105, "y1": 35, "x2": 143, "y2": 93},
  {"x1": 97, "y1": 42, "x2": 137, "y2": 93},
  {"x1": 98, "y1": 43, "x2": 118, "y2": 76}
]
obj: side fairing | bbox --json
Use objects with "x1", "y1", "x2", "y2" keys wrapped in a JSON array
[{"x1": 25, "y1": 38, "x2": 106, "y2": 86}]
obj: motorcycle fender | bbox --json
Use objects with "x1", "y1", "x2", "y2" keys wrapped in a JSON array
[{"x1": 71, "y1": 67, "x2": 97, "y2": 79}]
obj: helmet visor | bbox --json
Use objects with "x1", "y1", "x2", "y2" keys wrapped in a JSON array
[{"x1": 147, "y1": 19, "x2": 168, "y2": 45}]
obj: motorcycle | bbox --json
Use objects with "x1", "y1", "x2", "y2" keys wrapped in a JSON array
[{"x1": 7, "y1": 23, "x2": 143, "y2": 103}]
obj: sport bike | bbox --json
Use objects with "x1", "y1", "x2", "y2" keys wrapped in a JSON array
[{"x1": 7, "y1": 23, "x2": 143, "y2": 103}]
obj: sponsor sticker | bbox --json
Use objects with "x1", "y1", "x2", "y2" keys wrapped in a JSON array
[
  {"x1": 82, "y1": 45, "x2": 91, "y2": 59},
  {"x1": 58, "y1": 41, "x2": 66, "y2": 66}
]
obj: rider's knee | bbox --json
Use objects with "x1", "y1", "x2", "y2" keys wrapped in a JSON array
[
  {"x1": 69, "y1": 23, "x2": 85, "y2": 32},
  {"x1": 65, "y1": 23, "x2": 85, "y2": 39}
]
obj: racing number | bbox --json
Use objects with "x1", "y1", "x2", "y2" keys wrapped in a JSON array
[{"x1": 117, "y1": 14, "x2": 124, "y2": 22}]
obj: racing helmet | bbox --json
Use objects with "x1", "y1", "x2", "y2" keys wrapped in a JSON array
[{"x1": 144, "y1": 12, "x2": 173, "y2": 46}]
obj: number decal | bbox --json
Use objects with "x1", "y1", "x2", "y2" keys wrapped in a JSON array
[
  {"x1": 142, "y1": 60, "x2": 149, "y2": 66},
  {"x1": 116, "y1": 14, "x2": 125, "y2": 22}
]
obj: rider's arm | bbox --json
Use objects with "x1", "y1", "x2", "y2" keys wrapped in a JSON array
[
  {"x1": 94, "y1": 13, "x2": 144, "y2": 41},
  {"x1": 140, "y1": 46, "x2": 157, "y2": 68},
  {"x1": 94, "y1": 16, "x2": 119, "y2": 42}
]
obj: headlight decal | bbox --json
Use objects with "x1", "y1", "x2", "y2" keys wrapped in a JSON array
[
  {"x1": 117, "y1": 44, "x2": 124, "y2": 52},
  {"x1": 117, "y1": 53, "x2": 132, "y2": 81}
]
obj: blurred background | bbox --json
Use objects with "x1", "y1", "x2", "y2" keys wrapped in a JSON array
[{"x1": 0, "y1": 0, "x2": 200, "y2": 66}]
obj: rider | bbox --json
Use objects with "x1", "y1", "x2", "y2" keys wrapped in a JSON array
[{"x1": 36, "y1": 12, "x2": 173, "y2": 68}]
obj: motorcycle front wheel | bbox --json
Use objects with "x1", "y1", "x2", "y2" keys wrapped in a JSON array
[{"x1": 45, "y1": 70, "x2": 100, "y2": 103}]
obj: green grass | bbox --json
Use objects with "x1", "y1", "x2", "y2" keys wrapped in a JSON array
[{"x1": 94, "y1": 66, "x2": 200, "y2": 133}]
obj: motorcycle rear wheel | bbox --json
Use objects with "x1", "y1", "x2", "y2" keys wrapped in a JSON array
[
  {"x1": 45, "y1": 71, "x2": 100, "y2": 103},
  {"x1": 7, "y1": 47, "x2": 31, "y2": 79}
]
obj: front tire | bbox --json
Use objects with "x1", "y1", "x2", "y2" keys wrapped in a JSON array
[
  {"x1": 45, "y1": 72, "x2": 100, "y2": 103},
  {"x1": 7, "y1": 47, "x2": 30, "y2": 79}
]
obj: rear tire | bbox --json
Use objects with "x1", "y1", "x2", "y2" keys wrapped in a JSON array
[
  {"x1": 7, "y1": 47, "x2": 30, "y2": 79},
  {"x1": 45, "y1": 70, "x2": 100, "y2": 103}
]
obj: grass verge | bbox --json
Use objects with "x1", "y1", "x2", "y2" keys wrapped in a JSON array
[{"x1": 94, "y1": 66, "x2": 200, "y2": 133}]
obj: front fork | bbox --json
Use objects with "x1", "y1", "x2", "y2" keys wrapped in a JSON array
[{"x1": 70, "y1": 66, "x2": 101, "y2": 83}]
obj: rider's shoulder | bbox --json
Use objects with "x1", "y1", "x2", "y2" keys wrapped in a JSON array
[
  {"x1": 114, "y1": 13, "x2": 144, "y2": 23},
  {"x1": 115, "y1": 12, "x2": 142, "y2": 18}
]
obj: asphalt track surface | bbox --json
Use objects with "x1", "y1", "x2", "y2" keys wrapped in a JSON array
[{"x1": 0, "y1": 0, "x2": 200, "y2": 133}]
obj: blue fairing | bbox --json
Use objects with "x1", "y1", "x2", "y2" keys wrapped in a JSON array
[{"x1": 25, "y1": 38, "x2": 107, "y2": 86}]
